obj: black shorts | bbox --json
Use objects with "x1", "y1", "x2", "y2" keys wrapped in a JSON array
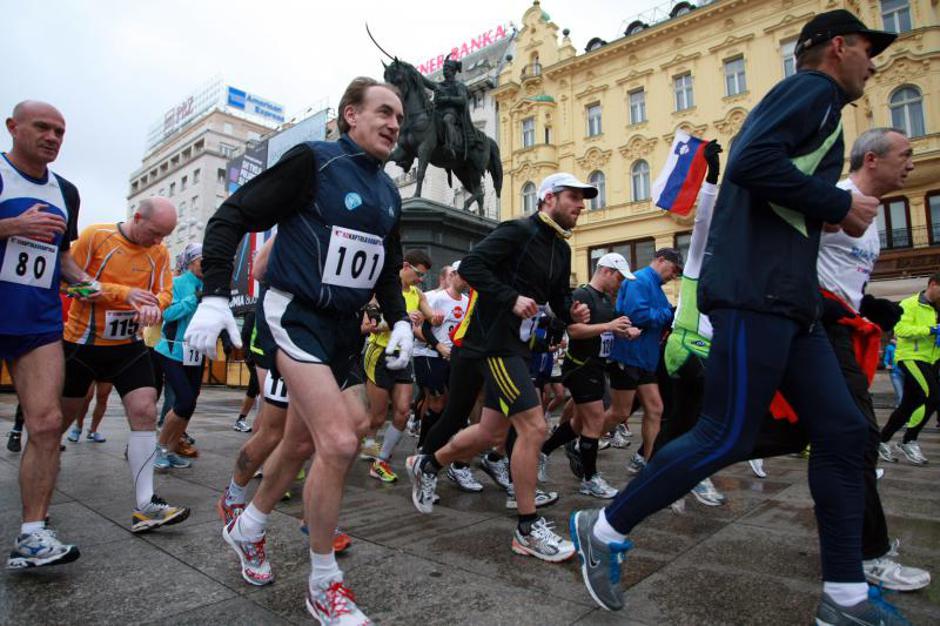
[
  {"x1": 263, "y1": 287, "x2": 365, "y2": 390},
  {"x1": 482, "y1": 355, "x2": 540, "y2": 416},
  {"x1": 63, "y1": 341, "x2": 154, "y2": 398},
  {"x1": 363, "y1": 341, "x2": 414, "y2": 390},
  {"x1": 252, "y1": 297, "x2": 278, "y2": 371},
  {"x1": 246, "y1": 363, "x2": 260, "y2": 398},
  {"x1": 0, "y1": 331, "x2": 61, "y2": 363},
  {"x1": 413, "y1": 355, "x2": 449, "y2": 395},
  {"x1": 561, "y1": 358, "x2": 607, "y2": 404},
  {"x1": 608, "y1": 362, "x2": 657, "y2": 391}
]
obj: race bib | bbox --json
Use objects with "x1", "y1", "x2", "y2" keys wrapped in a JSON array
[
  {"x1": 519, "y1": 305, "x2": 547, "y2": 342},
  {"x1": 0, "y1": 236, "x2": 56, "y2": 289},
  {"x1": 322, "y1": 226, "x2": 385, "y2": 290},
  {"x1": 599, "y1": 331, "x2": 614, "y2": 358},
  {"x1": 103, "y1": 310, "x2": 140, "y2": 340},
  {"x1": 182, "y1": 342, "x2": 203, "y2": 366},
  {"x1": 264, "y1": 373, "x2": 289, "y2": 403}
]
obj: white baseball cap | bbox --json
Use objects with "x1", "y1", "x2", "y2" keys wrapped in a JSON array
[
  {"x1": 451, "y1": 260, "x2": 462, "y2": 272},
  {"x1": 537, "y1": 173, "x2": 598, "y2": 201},
  {"x1": 597, "y1": 253, "x2": 636, "y2": 280}
]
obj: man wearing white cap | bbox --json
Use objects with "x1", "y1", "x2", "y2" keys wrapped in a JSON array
[
  {"x1": 539, "y1": 253, "x2": 639, "y2": 498},
  {"x1": 408, "y1": 172, "x2": 591, "y2": 562}
]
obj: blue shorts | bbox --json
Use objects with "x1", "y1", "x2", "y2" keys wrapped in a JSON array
[
  {"x1": 0, "y1": 331, "x2": 61, "y2": 363},
  {"x1": 414, "y1": 355, "x2": 449, "y2": 395}
]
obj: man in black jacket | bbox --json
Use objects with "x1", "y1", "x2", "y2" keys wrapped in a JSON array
[{"x1": 570, "y1": 11, "x2": 908, "y2": 625}]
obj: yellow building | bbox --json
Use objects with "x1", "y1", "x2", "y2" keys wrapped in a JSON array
[{"x1": 492, "y1": 0, "x2": 940, "y2": 297}]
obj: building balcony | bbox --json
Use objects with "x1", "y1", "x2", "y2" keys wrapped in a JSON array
[
  {"x1": 520, "y1": 63, "x2": 543, "y2": 83},
  {"x1": 872, "y1": 225, "x2": 940, "y2": 281}
]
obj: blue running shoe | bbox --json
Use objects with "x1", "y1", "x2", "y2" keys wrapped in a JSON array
[
  {"x1": 815, "y1": 586, "x2": 912, "y2": 625},
  {"x1": 569, "y1": 508, "x2": 633, "y2": 611}
]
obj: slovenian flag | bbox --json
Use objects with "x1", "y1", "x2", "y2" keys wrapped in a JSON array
[{"x1": 651, "y1": 131, "x2": 708, "y2": 216}]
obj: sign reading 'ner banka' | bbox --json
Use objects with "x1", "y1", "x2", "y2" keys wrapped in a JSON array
[{"x1": 417, "y1": 24, "x2": 511, "y2": 75}]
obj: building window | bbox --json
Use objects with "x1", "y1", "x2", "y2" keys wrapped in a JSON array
[
  {"x1": 193, "y1": 168, "x2": 201, "y2": 184},
  {"x1": 876, "y1": 197, "x2": 911, "y2": 249},
  {"x1": 181, "y1": 175, "x2": 188, "y2": 190},
  {"x1": 629, "y1": 89, "x2": 646, "y2": 124},
  {"x1": 589, "y1": 171, "x2": 606, "y2": 210},
  {"x1": 522, "y1": 117, "x2": 535, "y2": 148},
  {"x1": 192, "y1": 196, "x2": 199, "y2": 209},
  {"x1": 781, "y1": 39, "x2": 797, "y2": 78},
  {"x1": 217, "y1": 168, "x2": 226, "y2": 185},
  {"x1": 168, "y1": 182, "x2": 176, "y2": 197},
  {"x1": 179, "y1": 200, "x2": 187, "y2": 212},
  {"x1": 890, "y1": 86, "x2": 926, "y2": 137},
  {"x1": 544, "y1": 127, "x2": 552, "y2": 144},
  {"x1": 219, "y1": 143, "x2": 237, "y2": 158},
  {"x1": 589, "y1": 238, "x2": 655, "y2": 276},
  {"x1": 587, "y1": 104, "x2": 602, "y2": 136},
  {"x1": 674, "y1": 73, "x2": 694, "y2": 111},
  {"x1": 724, "y1": 57, "x2": 747, "y2": 96},
  {"x1": 675, "y1": 231, "x2": 692, "y2": 263},
  {"x1": 631, "y1": 160, "x2": 651, "y2": 201},
  {"x1": 927, "y1": 193, "x2": 940, "y2": 245},
  {"x1": 522, "y1": 181, "x2": 537, "y2": 214},
  {"x1": 881, "y1": 0, "x2": 912, "y2": 34}
]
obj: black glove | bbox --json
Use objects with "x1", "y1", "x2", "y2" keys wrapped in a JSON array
[
  {"x1": 860, "y1": 294, "x2": 903, "y2": 332},
  {"x1": 704, "y1": 140, "x2": 723, "y2": 184},
  {"x1": 820, "y1": 295, "x2": 854, "y2": 326}
]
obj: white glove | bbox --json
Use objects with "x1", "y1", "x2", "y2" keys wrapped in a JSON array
[
  {"x1": 385, "y1": 320, "x2": 413, "y2": 370},
  {"x1": 183, "y1": 296, "x2": 240, "y2": 360}
]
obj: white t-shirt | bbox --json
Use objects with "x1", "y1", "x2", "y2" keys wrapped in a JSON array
[
  {"x1": 816, "y1": 179, "x2": 880, "y2": 311},
  {"x1": 412, "y1": 289, "x2": 470, "y2": 357}
]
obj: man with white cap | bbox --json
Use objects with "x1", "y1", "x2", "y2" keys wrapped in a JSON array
[
  {"x1": 408, "y1": 172, "x2": 591, "y2": 562},
  {"x1": 538, "y1": 253, "x2": 639, "y2": 498}
]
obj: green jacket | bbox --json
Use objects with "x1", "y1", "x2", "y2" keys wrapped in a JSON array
[{"x1": 894, "y1": 292, "x2": 940, "y2": 364}]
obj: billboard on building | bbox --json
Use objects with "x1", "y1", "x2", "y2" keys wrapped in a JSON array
[
  {"x1": 227, "y1": 140, "x2": 272, "y2": 314},
  {"x1": 266, "y1": 109, "x2": 328, "y2": 168},
  {"x1": 226, "y1": 87, "x2": 285, "y2": 125}
]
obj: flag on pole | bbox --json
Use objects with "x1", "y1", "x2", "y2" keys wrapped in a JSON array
[{"x1": 651, "y1": 131, "x2": 708, "y2": 216}]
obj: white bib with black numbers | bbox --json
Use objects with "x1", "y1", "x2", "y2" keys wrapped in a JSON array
[
  {"x1": 0, "y1": 236, "x2": 56, "y2": 289},
  {"x1": 264, "y1": 372, "x2": 289, "y2": 403},
  {"x1": 182, "y1": 342, "x2": 203, "y2": 366},
  {"x1": 599, "y1": 331, "x2": 614, "y2": 358},
  {"x1": 322, "y1": 226, "x2": 385, "y2": 290},
  {"x1": 103, "y1": 310, "x2": 140, "y2": 340}
]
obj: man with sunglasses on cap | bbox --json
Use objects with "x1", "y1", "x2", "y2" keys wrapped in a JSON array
[
  {"x1": 407, "y1": 172, "x2": 590, "y2": 563},
  {"x1": 570, "y1": 10, "x2": 909, "y2": 625}
]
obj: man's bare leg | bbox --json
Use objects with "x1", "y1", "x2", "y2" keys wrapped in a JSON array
[{"x1": 637, "y1": 383, "x2": 664, "y2": 459}]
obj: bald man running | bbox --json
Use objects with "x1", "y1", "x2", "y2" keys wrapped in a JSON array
[{"x1": 3, "y1": 101, "x2": 98, "y2": 568}]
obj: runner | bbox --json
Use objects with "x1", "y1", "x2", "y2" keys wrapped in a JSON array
[
  {"x1": 406, "y1": 171, "x2": 591, "y2": 563},
  {"x1": 233, "y1": 307, "x2": 258, "y2": 433},
  {"x1": 538, "y1": 253, "x2": 638, "y2": 499},
  {"x1": 569, "y1": 12, "x2": 910, "y2": 623},
  {"x1": 3, "y1": 100, "x2": 91, "y2": 568},
  {"x1": 65, "y1": 381, "x2": 113, "y2": 443},
  {"x1": 61, "y1": 197, "x2": 190, "y2": 533},
  {"x1": 154, "y1": 243, "x2": 206, "y2": 469},
  {"x1": 188, "y1": 76, "x2": 410, "y2": 624}
]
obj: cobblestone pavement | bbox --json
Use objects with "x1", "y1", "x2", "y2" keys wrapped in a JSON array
[{"x1": 1, "y1": 372, "x2": 938, "y2": 624}]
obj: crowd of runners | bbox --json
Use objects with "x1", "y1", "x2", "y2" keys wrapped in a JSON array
[{"x1": 2, "y1": 9, "x2": 934, "y2": 626}]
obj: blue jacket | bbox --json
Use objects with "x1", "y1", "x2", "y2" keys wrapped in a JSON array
[
  {"x1": 699, "y1": 71, "x2": 852, "y2": 327},
  {"x1": 156, "y1": 271, "x2": 202, "y2": 362},
  {"x1": 610, "y1": 266, "x2": 673, "y2": 371}
]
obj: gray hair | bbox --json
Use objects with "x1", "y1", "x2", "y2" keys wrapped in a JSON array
[{"x1": 849, "y1": 127, "x2": 906, "y2": 172}]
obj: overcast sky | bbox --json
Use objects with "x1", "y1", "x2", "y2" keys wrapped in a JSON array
[{"x1": 3, "y1": 0, "x2": 666, "y2": 228}]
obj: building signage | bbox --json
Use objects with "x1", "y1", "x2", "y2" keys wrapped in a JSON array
[
  {"x1": 266, "y1": 109, "x2": 327, "y2": 168},
  {"x1": 417, "y1": 24, "x2": 511, "y2": 75},
  {"x1": 226, "y1": 87, "x2": 285, "y2": 124}
]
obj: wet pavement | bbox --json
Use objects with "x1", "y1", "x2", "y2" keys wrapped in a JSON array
[{"x1": 1, "y1": 371, "x2": 938, "y2": 625}]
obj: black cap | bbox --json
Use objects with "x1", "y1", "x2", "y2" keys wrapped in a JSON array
[
  {"x1": 795, "y1": 9, "x2": 897, "y2": 58},
  {"x1": 655, "y1": 247, "x2": 683, "y2": 270}
]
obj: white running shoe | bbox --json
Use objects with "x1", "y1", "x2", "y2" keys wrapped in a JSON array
[
  {"x1": 446, "y1": 464, "x2": 483, "y2": 492},
  {"x1": 626, "y1": 452, "x2": 647, "y2": 474},
  {"x1": 537, "y1": 452, "x2": 551, "y2": 483},
  {"x1": 222, "y1": 519, "x2": 273, "y2": 586},
  {"x1": 878, "y1": 442, "x2": 898, "y2": 463},
  {"x1": 579, "y1": 474, "x2": 618, "y2": 499},
  {"x1": 670, "y1": 497, "x2": 686, "y2": 514},
  {"x1": 306, "y1": 576, "x2": 371, "y2": 625},
  {"x1": 7, "y1": 527, "x2": 80, "y2": 569},
  {"x1": 896, "y1": 441, "x2": 928, "y2": 465},
  {"x1": 864, "y1": 550, "x2": 931, "y2": 591},
  {"x1": 691, "y1": 478, "x2": 723, "y2": 507},
  {"x1": 480, "y1": 454, "x2": 512, "y2": 491},
  {"x1": 233, "y1": 418, "x2": 251, "y2": 433},
  {"x1": 748, "y1": 458, "x2": 766, "y2": 478},
  {"x1": 610, "y1": 424, "x2": 631, "y2": 449},
  {"x1": 406, "y1": 455, "x2": 438, "y2": 514},
  {"x1": 511, "y1": 517, "x2": 574, "y2": 562},
  {"x1": 506, "y1": 486, "x2": 559, "y2": 510}
]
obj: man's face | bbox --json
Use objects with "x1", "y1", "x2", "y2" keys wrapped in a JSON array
[
  {"x1": 7, "y1": 106, "x2": 65, "y2": 165},
  {"x1": 834, "y1": 34, "x2": 876, "y2": 102},
  {"x1": 403, "y1": 262, "x2": 428, "y2": 287},
  {"x1": 450, "y1": 271, "x2": 468, "y2": 293},
  {"x1": 345, "y1": 86, "x2": 403, "y2": 161},
  {"x1": 604, "y1": 267, "x2": 625, "y2": 295},
  {"x1": 443, "y1": 63, "x2": 456, "y2": 81},
  {"x1": 133, "y1": 211, "x2": 176, "y2": 247},
  {"x1": 652, "y1": 257, "x2": 681, "y2": 282},
  {"x1": 926, "y1": 281, "x2": 940, "y2": 305},
  {"x1": 872, "y1": 132, "x2": 914, "y2": 193},
  {"x1": 544, "y1": 188, "x2": 585, "y2": 230}
]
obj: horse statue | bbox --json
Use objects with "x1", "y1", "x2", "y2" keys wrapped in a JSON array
[{"x1": 382, "y1": 58, "x2": 503, "y2": 216}]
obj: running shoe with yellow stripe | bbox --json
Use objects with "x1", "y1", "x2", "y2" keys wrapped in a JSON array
[
  {"x1": 132, "y1": 495, "x2": 190, "y2": 533},
  {"x1": 369, "y1": 458, "x2": 398, "y2": 483}
]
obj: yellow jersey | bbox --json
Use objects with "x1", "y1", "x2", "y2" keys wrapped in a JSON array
[{"x1": 369, "y1": 285, "x2": 421, "y2": 348}]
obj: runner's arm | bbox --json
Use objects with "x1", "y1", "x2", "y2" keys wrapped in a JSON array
[
  {"x1": 682, "y1": 183, "x2": 718, "y2": 280},
  {"x1": 162, "y1": 277, "x2": 198, "y2": 322},
  {"x1": 201, "y1": 144, "x2": 317, "y2": 298},
  {"x1": 58, "y1": 251, "x2": 93, "y2": 284},
  {"x1": 893, "y1": 300, "x2": 934, "y2": 338}
]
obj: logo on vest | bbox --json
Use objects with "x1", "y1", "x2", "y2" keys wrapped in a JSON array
[
  {"x1": 387, "y1": 205, "x2": 395, "y2": 217},
  {"x1": 344, "y1": 192, "x2": 363, "y2": 211}
]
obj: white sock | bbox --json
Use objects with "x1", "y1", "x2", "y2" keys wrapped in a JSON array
[
  {"x1": 379, "y1": 425, "x2": 404, "y2": 461},
  {"x1": 127, "y1": 431, "x2": 157, "y2": 510},
  {"x1": 309, "y1": 549, "x2": 341, "y2": 588},
  {"x1": 227, "y1": 478, "x2": 247, "y2": 504},
  {"x1": 823, "y1": 581, "x2": 869, "y2": 607},
  {"x1": 21, "y1": 520, "x2": 44, "y2": 535},
  {"x1": 234, "y1": 503, "x2": 268, "y2": 541},
  {"x1": 592, "y1": 509, "x2": 628, "y2": 545}
]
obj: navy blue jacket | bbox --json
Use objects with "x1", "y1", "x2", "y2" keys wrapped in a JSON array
[
  {"x1": 201, "y1": 135, "x2": 408, "y2": 325},
  {"x1": 610, "y1": 266, "x2": 673, "y2": 371},
  {"x1": 698, "y1": 71, "x2": 853, "y2": 327}
]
